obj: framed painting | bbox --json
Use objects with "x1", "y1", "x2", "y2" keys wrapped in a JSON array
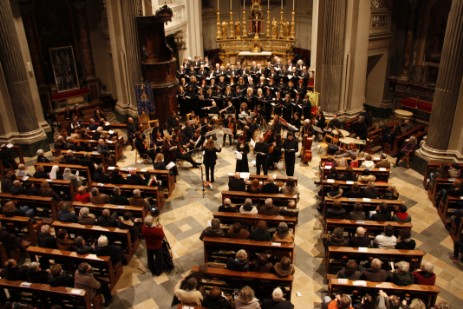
[{"x1": 49, "y1": 46, "x2": 80, "y2": 93}]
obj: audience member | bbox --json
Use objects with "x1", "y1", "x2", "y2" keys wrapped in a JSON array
[
  {"x1": 218, "y1": 198, "x2": 238, "y2": 212},
  {"x1": 229, "y1": 172, "x2": 246, "y2": 191},
  {"x1": 349, "y1": 226, "x2": 371, "y2": 247},
  {"x1": 390, "y1": 261, "x2": 414, "y2": 286},
  {"x1": 261, "y1": 176, "x2": 280, "y2": 194},
  {"x1": 199, "y1": 218, "x2": 225, "y2": 240},
  {"x1": 326, "y1": 200, "x2": 347, "y2": 219},
  {"x1": 48, "y1": 264, "x2": 74, "y2": 287},
  {"x1": 57, "y1": 201, "x2": 77, "y2": 222},
  {"x1": 226, "y1": 222, "x2": 250, "y2": 239},
  {"x1": 337, "y1": 260, "x2": 362, "y2": 280},
  {"x1": 395, "y1": 228, "x2": 416, "y2": 250},
  {"x1": 258, "y1": 198, "x2": 280, "y2": 215},
  {"x1": 374, "y1": 225, "x2": 397, "y2": 249},
  {"x1": 272, "y1": 222, "x2": 295, "y2": 243},
  {"x1": 348, "y1": 203, "x2": 366, "y2": 220},
  {"x1": 392, "y1": 205, "x2": 411, "y2": 222},
  {"x1": 202, "y1": 286, "x2": 232, "y2": 309},
  {"x1": 261, "y1": 287, "x2": 294, "y2": 309},
  {"x1": 77, "y1": 207, "x2": 97, "y2": 225},
  {"x1": 251, "y1": 253, "x2": 273, "y2": 273},
  {"x1": 75, "y1": 236, "x2": 94, "y2": 254},
  {"x1": 250, "y1": 220, "x2": 272, "y2": 241},
  {"x1": 74, "y1": 262, "x2": 112, "y2": 306},
  {"x1": 90, "y1": 187, "x2": 110, "y2": 204},
  {"x1": 239, "y1": 198, "x2": 258, "y2": 214},
  {"x1": 95, "y1": 235, "x2": 127, "y2": 265},
  {"x1": 234, "y1": 285, "x2": 260, "y2": 309},
  {"x1": 361, "y1": 258, "x2": 388, "y2": 282},
  {"x1": 274, "y1": 256, "x2": 295, "y2": 277},
  {"x1": 226, "y1": 249, "x2": 250, "y2": 272},
  {"x1": 412, "y1": 261, "x2": 436, "y2": 285},
  {"x1": 110, "y1": 187, "x2": 130, "y2": 205}
]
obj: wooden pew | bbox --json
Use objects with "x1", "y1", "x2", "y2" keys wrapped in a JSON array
[
  {"x1": 449, "y1": 217, "x2": 463, "y2": 242},
  {"x1": 113, "y1": 167, "x2": 175, "y2": 197},
  {"x1": 221, "y1": 191, "x2": 298, "y2": 207},
  {"x1": 320, "y1": 156, "x2": 381, "y2": 167},
  {"x1": 213, "y1": 211, "x2": 298, "y2": 234},
  {"x1": 191, "y1": 265, "x2": 294, "y2": 300},
  {"x1": 421, "y1": 161, "x2": 463, "y2": 188},
  {"x1": 71, "y1": 201, "x2": 147, "y2": 220},
  {"x1": 328, "y1": 278, "x2": 439, "y2": 308},
  {"x1": 437, "y1": 195, "x2": 462, "y2": 226},
  {"x1": 386, "y1": 125, "x2": 426, "y2": 156},
  {"x1": 24, "y1": 177, "x2": 75, "y2": 200},
  {"x1": 202, "y1": 236, "x2": 295, "y2": 263},
  {"x1": 95, "y1": 183, "x2": 164, "y2": 211},
  {"x1": 0, "y1": 243, "x2": 7, "y2": 265},
  {"x1": 34, "y1": 162, "x2": 92, "y2": 187},
  {"x1": 427, "y1": 177, "x2": 462, "y2": 205},
  {"x1": 320, "y1": 166, "x2": 390, "y2": 182},
  {"x1": 72, "y1": 138, "x2": 124, "y2": 163},
  {"x1": 227, "y1": 173, "x2": 298, "y2": 187},
  {"x1": 51, "y1": 149, "x2": 106, "y2": 167},
  {"x1": 323, "y1": 198, "x2": 404, "y2": 219},
  {"x1": 324, "y1": 219, "x2": 412, "y2": 236},
  {"x1": 326, "y1": 246, "x2": 425, "y2": 279},
  {"x1": 0, "y1": 193, "x2": 57, "y2": 220},
  {"x1": 0, "y1": 214, "x2": 37, "y2": 245},
  {"x1": 51, "y1": 221, "x2": 138, "y2": 261},
  {"x1": 0, "y1": 278, "x2": 91, "y2": 309},
  {"x1": 27, "y1": 246, "x2": 122, "y2": 289}
]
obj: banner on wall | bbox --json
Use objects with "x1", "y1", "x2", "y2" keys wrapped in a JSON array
[
  {"x1": 134, "y1": 82, "x2": 155, "y2": 115},
  {"x1": 307, "y1": 91, "x2": 319, "y2": 115}
]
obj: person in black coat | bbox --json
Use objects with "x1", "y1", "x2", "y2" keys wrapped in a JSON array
[
  {"x1": 93, "y1": 165, "x2": 110, "y2": 183},
  {"x1": 203, "y1": 138, "x2": 221, "y2": 184},
  {"x1": 48, "y1": 264, "x2": 74, "y2": 287},
  {"x1": 126, "y1": 169, "x2": 146, "y2": 186},
  {"x1": 110, "y1": 187, "x2": 130, "y2": 205},
  {"x1": 261, "y1": 176, "x2": 280, "y2": 194},
  {"x1": 228, "y1": 172, "x2": 246, "y2": 191},
  {"x1": 95, "y1": 235, "x2": 127, "y2": 265},
  {"x1": 261, "y1": 287, "x2": 294, "y2": 309},
  {"x1": 254, "y1": 136, "x2": 269, "y2": 175},
  {"x1": 282, "y1": 132, "x2": 298, "y2": 176},
  {"x1": 202, "y1": 287, "x2": 232, "y2": 309}
]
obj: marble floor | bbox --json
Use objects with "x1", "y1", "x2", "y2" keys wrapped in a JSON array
[{"x1": 24, "y1": 131, "x2": 463, "y2": 308}]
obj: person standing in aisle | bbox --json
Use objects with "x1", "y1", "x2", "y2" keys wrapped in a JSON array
[
  {"x1": 142, "y1": 215, "x2": 166, "y2": 276},
  {"x1": 203, "y1": 137, "x2": 221, "y2": 188},
  {"x1": 282, "y1": 132, "x2": 298, "y2": 176}
]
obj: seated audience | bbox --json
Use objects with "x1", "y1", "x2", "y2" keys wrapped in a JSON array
[
  {"x1": 361, "y1": 258, "x2": 388, "y2": 282},
  {"x1": 126, "y1": 169, "x2": 146, "y2": 185},
  {"x1": 56, "y1": 229, "x2": 75, "y2": 251},
  {"x1": 58, "y1": 201, "x2": 77, "y2": 222},
  {"x1": 199, "y1": 218, "x2": 225, "y2": 240},
  {"x1": 261, "y1": 176, "x2": 280, "y2": 194},
  {"x1": 74, "y1": 262, "x2": 112, "y2": 306},
  {"x1": 247, "y1": 178, "x2": 262, "y2": 193},
  {"x1": 95, "y1": 235, "x2": 127, "y2": 265},
  {"x1": 228, "y1": 172, "x2": 246, "y2": 191},
  {"x1": 234, "y1": 285, "x2": 260, "y2": 309},
  {"x1": 261, "y1": 287, "x2": 294, "y2": 309},
  {"x1": 93, "y1": 165, "x2": 110, "y2": 183},
  {"x1": 360, "y1": 155, "x2": 375, "y2": 169},
  {"x1": 202, "y1": 286, "x2": 232, "y2": 309},
  {"x1": 371, "y1": 203, "x2": 392, "y2": 221},
  {"x1": 36, "y1": 149, "x2": 50, "y2": 163},
  {"x1": 226, "y1": 222, "x2": 250, "y2": 239},
  {"x1": 412, "y1": 261, "x2": 436, "y2": 285},
  {"x1": 251, "y1": 253, "x2": 273, "y2": 273},
  {"x1": 218, "y1": 198, "x2": 238, "y2": 212},
  {"x1": 74, "y1": 186, "x2": 91, "y2": 203},
  {"x1": 239, "y1": 198, "x2": 258, "y2": 214},
  {"x1": 117, "y1": 212, "x2": 142, "y2": 242},
  {"x1": 75, "y1": 236, "x2": 94, "y2": 254},
  {"x1": 349, "y1": 226, "x2": 371, "y2": 247},
  {"x1": 326, "y1": 200, "x2": 347, "y2": 219},
  {"x1": 381, "y1": 184, "x2": 400, "y2": 200},
  {"x1": 274, "y1": 256, "x2": 294, "y2": 277},
  {"x1": 33, "y1": 165, "x2": 49, "y2": 178},
  {"x1": 392, "y1": 205, "x2": 411, "y2": 222},
  {"x1": 395, "y1": 228, "x2": 416, "y2": 250},
  {"x1": 375, "y1": 153, "x2": 391, "y2": 168},
  {"x1": 110, "y1": 187, "x2": 130, "y2": 205},
  {"x1": 272, "y1": 222, "x2": 295, "y2": 243},
  {"x1": 327, "y1": 294, "x2": 354, "y2": 309},
  {"x1": 77, "y1": 207, "x2": 97, "y2": 225},
  {"x1": 348, "y1": 203, "x2": 366, "y2": 220},
  {"x1": 37, "y1": 224, "x2": 57, "y2": 249},
  {"x1": 281, "y1": 179, "x2": 299, "y2": 200},
  {"x1": 344, "y1": 183, "x2": 363, "y2": 198},
  {"x1": 324, "y1": 227, "x2": 349, "y2": 247},
  {"x1": 97, "y1": 209, "x2": 118, "y2": 227},
  {"x1": 337, "y1": 260, "x2": 362, "y2": 280},
  {"x1": 390, "y1": 261, "x2": 414, "y2": 286},
  {"x1": 374, "y1": 224, "x2": 397, "y2": 249},
  {"x1": 226, "y1": 249, "x2": 250, "y2": 272},
  {"x1": 90, "y1": 187, "x2": 110, "y2": 204},
  {"x1": 48, "y1": 264, "x2": 74, "y2": 287},
  {"x1": 258, "y1": 198, "x2": 280, "y2": 215},
  {"x1": 26, "y1": 261, "x2": 48, "y2": 283},
  {"x1": 362, "y1": 181, "x2": 379, "y2": 199},
  {"x1": 358, "y1": 169, "x2": 376, "y2": 183},
  {"x1": 250, "y1": 220, "x2": 272, "y2": 241}
]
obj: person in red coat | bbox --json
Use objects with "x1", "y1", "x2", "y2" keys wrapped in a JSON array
[
  {"x1": 412, "y1": 261, "x2": 436, "y2": 285},
  {"x1": 142, "y1": 215, "x2": 166, "y2": 276}
]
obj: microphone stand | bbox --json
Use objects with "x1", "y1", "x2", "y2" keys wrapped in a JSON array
[{"x1": 199, "y1": 164, "x2": 206, "y2": 198}]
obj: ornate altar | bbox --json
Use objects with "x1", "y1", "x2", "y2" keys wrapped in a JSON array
[{"x1": 216, "y1": 0, "x2": 296, "y2": 66}]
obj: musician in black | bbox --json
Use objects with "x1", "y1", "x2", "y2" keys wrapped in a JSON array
[
  {"x1": 254, "y1": 136, "x2": 269, "y2": 175},
  {"x1": 203, "y1": 138, "x2": 221, "y2": 184},
  {"x1": 222, "y1": 114, "x2": 235, "y2": 146},
  {"x1": 172, "y1": 135, "x2": 201, "y2": 168},
  {"x1": 134, "y1": 131, "x2": 156, "y2": 162},
  {"x1": 282, "y1": 94, "x2": 293, "y2": 121},
  {"x1": 283, "y1": 132, "x2": 298, "y2": 176}
]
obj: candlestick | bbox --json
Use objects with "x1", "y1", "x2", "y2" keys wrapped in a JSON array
[
  {"x1": 244, "y1": 0, "x2": 245, "y2": 9},
  {"x1": 218, "y1": 0, "x2": 219, "y2": 10},
  {"x1": 230, "y1": 0, "x2": 232, "y2": 11},
  {"x1": 268, "y1": 0, "x2": 270, "y2": 10},
  {"x1": 293, "y1": 0, "x2": 295, "y2": 11},
  {"x1": 281, "y1": 0, "x2": 283, "y2": 10}
]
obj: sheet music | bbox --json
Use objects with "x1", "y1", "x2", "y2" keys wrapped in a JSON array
[
  {"x1": 222, "y1": 128, "x2": 233, "y2": 136},
  {"x1": 250, "y1": 139, "x2": 256, "y2": 148},
  {"x1": 312, "y1": 125, "x2": 323, "y2": 133},
  {"x1": 235, "y1": 151, "x2": 242, "y2": 160},
  {"x1": 166, "y1": 161, "x2": 176, "y2": 170}
]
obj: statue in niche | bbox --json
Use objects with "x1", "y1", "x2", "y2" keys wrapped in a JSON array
[
  {"x1": 271, "y1": 18, "x2": 278, "y2": 39},
  {"x1": 251, "y1": 0, "x2": 263, "y2": 33},
  {"x1": 253, "y1": 43, "x2": 262, "y2": 53},
  {"x1": 235, "y1": 20, "x2": 241, "y2": 38},
  {"x1": 222, "y1": 21, "x2": 228, "y2": 38},
  {"x1": 284, "y1": 21, "x2": 290, "y2": 37}
]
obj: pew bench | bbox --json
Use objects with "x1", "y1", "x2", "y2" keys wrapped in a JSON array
[
  {"x1": 191, "y1": 264, "x2": 294, "y2": 301},
  {"x1": 0, "y1": 278, "x2": 91, "y2": 309},
  {"x1": 427, "y1": 177, "x2": 462, "y2": 205},
  {"x1": 227, "y1": 173, "x2": 298, "y2": 187},
  {"x1": 95, "y1": 183, "x2": 164, "y2": 211},
  {"x1": 221, "y1": 191, "x2": 298, "y2": 207},
  {"x1": 24, "y1": 177, "x2": 75, "y2": 200},
  {"x1": 326, "y1": 246, "x2": 425, "y2": 279},
  {"x1": 51, "y1": 221, "x2": 138, "y2": 262},
  {"x1": 0, "y1": 214, "x2": 37, "y2": 245},
  {"x1": 72, "y1": 138, "x2": 124, "y2": 163},
  {"x1": 0, "y1": 193, "x2": 57, "y2": 220},
  {"x1": 202, "y1": 236, "x2": 295, "y2": 263},
  {"x1": 213, "y1": 211, "x2": 298, "y2": 234},
  {"x1": 320, "y1": 166, "x2": 391, "y2": 182},
  {"x1": 328, "y1": 278, "x2": 439, "y2": 308},
  {"x1": 71, "y1": 201, "x2": 147, "y2": 221},
  {"x1": 112, "y1": 167, "x2": 175, "y2": 197},
  {"x1": 324, "y1": 219, "x2": 412, "y2": 236},
  {"x1": 34, "y1": 162, "x2": 92, "y2": 187},
  {"x1": 27, "y1": 246, "x2": 122, "y2": 290},
  {"x1": 51, "y1": 149, "x2": 106, "y2": 167}
]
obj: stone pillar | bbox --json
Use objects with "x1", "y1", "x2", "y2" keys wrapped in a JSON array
[
  {"x1": 421, "y1": 0, "x2": 463, "y2": 155},
  {"x1": 72, "y1": 0, "x2": 95, "y2": 79},
  {"x1": 0, "y1": 0, "x2": 41, "y2": 134},
  {"x1": 319, "y1": 0, "x2": 347, "y2": 113},
  {"x1": 186, "y1": 0, "x2": 204, "y2": 57}
]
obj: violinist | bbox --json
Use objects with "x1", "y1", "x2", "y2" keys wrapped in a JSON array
[
  {"x1": 243, "y1": 117, "x2": 258, "y2": 142},
  {"x1": 162, "y1": 135, "x2": 178, "y2": 175},
  {"x1": 202, "y1": 100, "x2": 219, "y2": 115},
  {"x1": 269, "y1": 133, "x2": 283, "y2": 170},
  {"x1": 166, "y1": 112, "x2": 180, "y2": 135},
  {"x1": 222, "y1": 114, "x2": 235, "y2": 147},
  {"x1": 134, "y1": 131, "x2": 156, "y2": 162},
  {"x1": 219, "y1": 100, "x2": 236, "y2": 119},
  {"x1": 272, "y1": 114, "x2": 284, "y2": 136},
  {"x1": 254, "y1": 136, "x2": 269, "y2": 175},
  {"x1": 172, "y1": 135, "x2": 201, "y2": 168}
]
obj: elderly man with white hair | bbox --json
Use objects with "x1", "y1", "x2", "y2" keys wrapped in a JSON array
[
  {"x1": 239, "y1": 198, "x2": 258, "y2": 214},
  {"x1": 218, "y1": 198, "x2": 238, "y2": 212},
  {"x1": 128, "y1": 188, "x2": 150, "y2": 209},
  {"x1": 77, "y1": 207, "x2": 97, "y2": 225},
  {"x1": 412, "y1": 261, "x2": 436, "y2": 285},
  {"x1": 36, "y1": 149, "x2": 50, "y2": 163},
  {"x1": 261, "y1": 287, "x2": 294, "y2": 309},
  {"x1": 95, "y1": 235, "x2": 127, "y2": 265}
]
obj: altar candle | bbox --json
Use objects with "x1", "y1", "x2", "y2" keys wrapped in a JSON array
[
  {"x1": 218, "y1": 0, "x2": 219, "y2": 10},
  {"x1": 293, "y1": 0, "x2": 295, "y2": 10},
  {"x1": 244, "y1": 0, "x2": 245, "y2": 9},
  {"x1": 268, "y1": 0, "x2": 270, "y2": 10},
  {"x1": 281, "y1": 0, "x2": 283, "y2": 10},
  {"x1": 230, "y1": 0, "x2": 232, "y2": 10}
]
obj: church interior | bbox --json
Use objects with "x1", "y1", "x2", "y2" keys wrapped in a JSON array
[{"x1": 0, "y1": 0, "x2": 462, "y2": 308}]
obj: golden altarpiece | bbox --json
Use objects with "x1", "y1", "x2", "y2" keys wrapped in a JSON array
[{"x1": 216, "y1": 0, "x2": 296, "y2": 66}]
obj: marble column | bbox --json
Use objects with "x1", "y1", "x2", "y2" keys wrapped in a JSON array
[
  {"x1": 0, "y1": 0, "x2": 40, "y2": 133},
  {"x1": 319, "y1": 0, "x2": 347, "y2": 113},
  {"x1": 422, "y1": 0, "x2": 463, "y2": 152}
]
